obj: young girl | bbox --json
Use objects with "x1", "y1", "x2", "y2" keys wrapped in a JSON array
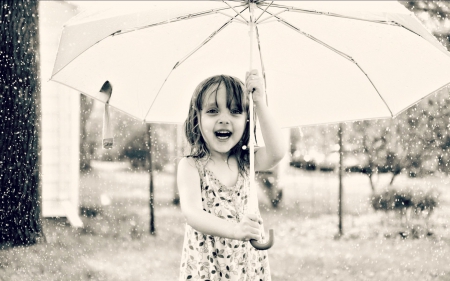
[{"x1": 177, "y1": 70, "x2": 286, "y2": 280}]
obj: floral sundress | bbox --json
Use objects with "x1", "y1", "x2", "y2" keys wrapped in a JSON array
[{"x1": 179, "y1": 159, "x2": 271, "y2": 281}]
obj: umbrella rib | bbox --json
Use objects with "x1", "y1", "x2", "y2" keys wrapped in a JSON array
[
  {"x1": 261, "y1": 8, "x2": 353, "y2": 60},
  {"x1": 255, "y1": 1, "x2": 274, "y2": 23},
  {"x1": 258, "y1": 3, "x2": 399, "y2": 26},
  {"x1": 173, "y1": 6, "x2": 248, "y2": 70},
  {"x1": 262, "y1": 9, "x2": 395, "y2": 118},
  {"x1": 260, "y1": 2, "x2": 437, "y2": 38},
  {"x1": 216, "y1": 10, "x2": 247, "y2": 24},
  {"x1": 143, "y1": 7, "x2": 248, "y2": 121},
  {"x1": 393, "y1": 82, "x2": 450, "y2": 119},
  {"x1": 259, "y1": 3, "x2": 450, "y2": 57},
  {"x1": 254, "y1": 25, "x2": 268, "y2": 104},
  {"x1": 222, "y1": 0, "x2": 249, "y2": 23},
  {"x1": 111, "y1": 4, "x2": 247, "y2": 36},
  {"x1": 353, "y1": 63, "x2": 394, "y2": 117},
  {"x1": 51, "y1": 5, "x2": 247, "y2": 79},
  {"x1": 256, "y1": 8, "x2": 288, "y2": 24}
]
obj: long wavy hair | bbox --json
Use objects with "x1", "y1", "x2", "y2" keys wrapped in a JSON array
[{"x1": 184, "y1": 74, "x2": 250, "y2": 175}]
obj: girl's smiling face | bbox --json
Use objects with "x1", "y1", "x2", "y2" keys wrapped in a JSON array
[{"x1": 200, "y1": 83, "x2": 247, "y2": 157}]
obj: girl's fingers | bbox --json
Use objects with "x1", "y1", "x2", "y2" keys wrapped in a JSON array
[
  {"x1": 246, "y1": 213, "x2": 259, "y2": 222},
  {"x1": 246, "y1": 71, "x2": 258, "y2": 81},
  {"x1": 246, "y1": 75, "x2": 258, "y2": 82},
  {"x1": 248, "y1": 69, "x2": 258, "y2": 75},
  {"x1": 246, "y1": 80, "x2": 259, "y2": 90},
  {"x1": 246, "y1": 69, "x2": 257, "y2": 78},
  {"x1": 245, "y1": 230, "x2": 260, "y2": 241},
  {"x1": 240, "y1": 214, "x2": 262, "y2": 241},
  {"x1": 249, "y1": 235, "x2": 260, "y2": 241},
  {"x1": 244, "y1": 218, "x2": 259, "y2": 227}
]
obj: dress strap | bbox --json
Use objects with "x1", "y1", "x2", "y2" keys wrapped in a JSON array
[{"x1": 193, "y1": 158, "x2": 211, "y2": 187}]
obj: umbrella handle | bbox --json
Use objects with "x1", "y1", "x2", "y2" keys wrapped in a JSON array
[{"x1": 250, "y1": 229, "x2": 274, "y2": 250}]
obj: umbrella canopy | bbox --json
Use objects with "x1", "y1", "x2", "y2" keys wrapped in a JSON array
[{"x1": 51, "y1": 1, "x2": 450, "y2": 128}]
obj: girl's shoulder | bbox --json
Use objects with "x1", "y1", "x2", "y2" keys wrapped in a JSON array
[
  {"x1": 178, "y1": 156, "x2": 207, "y2": 175},
  {"x1": 178, "y1": 156, "x2": 196, "y2": 170},
  {"x1": 177, "y1": 157, "x2": 201, "y2": 185}
]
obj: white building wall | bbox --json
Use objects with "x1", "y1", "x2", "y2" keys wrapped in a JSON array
[{"x1": 40, "y1": 1, "x2": 82, "y2": 227}]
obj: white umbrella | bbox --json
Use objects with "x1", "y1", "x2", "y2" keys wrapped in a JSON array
[
  {"x1": 51, "y1": 1, "x2": 450, "y2": 249},
  {"x1": 52, "y1": 1, "x2": 450, "y2": 126}
]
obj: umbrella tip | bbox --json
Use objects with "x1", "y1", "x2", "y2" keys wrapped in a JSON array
[
  {"x1": 98, "y1": 80, "x2": 113, "y2": 104},
  {"x1": 100, "y1": 80, "x2": 113, "y2": 97}
]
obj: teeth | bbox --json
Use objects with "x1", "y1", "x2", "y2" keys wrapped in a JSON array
[{"x1": 215, "y1": 130, "x2": 232, "y2": 139}]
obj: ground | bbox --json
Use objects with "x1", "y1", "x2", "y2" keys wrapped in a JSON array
[{"x1": 0, "y1": 161, "x2": 449, "y2": 281}]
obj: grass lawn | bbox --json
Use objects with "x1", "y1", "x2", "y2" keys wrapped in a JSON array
[{"x1": 1, "y1": 161, "x2": 449, "y2": 281}]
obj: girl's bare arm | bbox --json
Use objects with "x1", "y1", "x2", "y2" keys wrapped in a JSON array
[{"x1": 177, "y1": 157, "x2": 260, "y2": 240}]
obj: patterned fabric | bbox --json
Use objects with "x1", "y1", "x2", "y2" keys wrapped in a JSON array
[{"x1": 179, "y1": 160, "x2": 271, "y2": 281}]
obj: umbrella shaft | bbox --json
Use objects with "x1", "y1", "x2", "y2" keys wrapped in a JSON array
[
  {"x1": 248, "y1": 2, "x2": 256, "y2": 70},
  {"x1": 248, "y1": 2, "x2": 257, "y2": 213},
  {"x1": 249, "y1": 93, "x2": 255, "y2": 212}
]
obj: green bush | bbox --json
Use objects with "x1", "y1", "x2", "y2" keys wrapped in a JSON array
[
  {"x1": 371, "y1": 187, "x2": 439, "y2": 217},
  {"x1": 414, "y1": 191, "x2": 439, "y2": 216}
]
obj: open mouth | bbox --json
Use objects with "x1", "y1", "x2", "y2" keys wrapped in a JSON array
[{"x1": 215, "y1": 130, "x2": 232, "y2": 140}]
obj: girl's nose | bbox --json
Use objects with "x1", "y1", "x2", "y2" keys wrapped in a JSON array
[{"x1": 218, "y1": 111, "x2": 231, "y2": 125}]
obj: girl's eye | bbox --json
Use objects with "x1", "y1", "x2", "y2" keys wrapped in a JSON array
[
  {"x1": 206, "y1": 108, "x2": 218, "y2": 114},
  {"x1": 230, "y1": 108, "x2": 242, "y2": 114}
]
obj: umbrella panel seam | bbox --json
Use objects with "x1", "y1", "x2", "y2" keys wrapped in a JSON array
[
  {"x1": 173, "y1": 6, "x2": 249, "y2": 71},
  {"x1": 51, "y1": 5, "x2": 246, "y2": 79},
  {"x1": 222, "y1": 0, "x2": 249, "y2": 23},
  {"x1": 263, "y1": 2, "x2": 448, "y2": 55},
  {"x1": 112, "y1": 4, "x2": 247, "y2": 36},
  {"x1": 259, "y1": 7, "x2": 395, "y2": 118},
  {"x1": 254, "y1": 1, "x2": 273, "y2": 23},
  {"x1": 353, "y1": 62, "x2": 394, "y2": 118},
  {"x1": 143, "y1": 6, "x2": 248, "y2": 121},
  {"x1": 393, "y1": 82, "x2": 450, "y2": 119},
  {"x1": 216, "y1": 10, "x2": 247, "y2": 25},
  {"x1": 254, "y1": 25, "x2": 267, "y2": 102},
  {"x1": 260, "y1": 7, "x2": 354, "y2": 61},
  {"x1": 256, "y1": 8, "x2": 288, "y2": 24},
  {"x1": 261, "y1": 3, "x2": 401, "y2": 26}
]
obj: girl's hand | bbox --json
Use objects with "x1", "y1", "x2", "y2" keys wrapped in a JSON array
[
  {"x1": 233, "y1": 213, "x2": 262, "y2": 241},
  {"x1": 245, "y1": 69, "x2": 265, "y2": 105}
]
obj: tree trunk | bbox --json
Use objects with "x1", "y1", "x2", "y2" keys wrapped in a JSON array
[
  {"x1": 389, "y1": 173, "x2": 397, "y2": 185},
  {"x1": 173, "y1": 124, "x2": 182, "y2": 205},
  {"x1": 368, "y1": 173, "x2": 375, "y2": 192},
  {"x1": 0, "y1": 0, "x2": 42, "y2": 246},
  {"x1": 146, "y1": 124, "x2": 156, "y2": 235},
  {"x1": 337, "y1": 123, "x2": 344, "y2": 237},
  {"x1": 80, "y1": 95, "x2": 94, "y2": 171}
]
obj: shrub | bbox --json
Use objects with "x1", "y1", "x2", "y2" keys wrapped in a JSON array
[
  {"x1": 372, "y1": 186, "x2": 440, "y2": 239},
  {"x1": 413, "y1": 190, "x2": 439, "y2": 218},
  {"x1": 371, "y1": 189, "x2": 395, "y2": 211},
  {"x1": 371, "y1": 187, "x2": 439, "y2": 217}
]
